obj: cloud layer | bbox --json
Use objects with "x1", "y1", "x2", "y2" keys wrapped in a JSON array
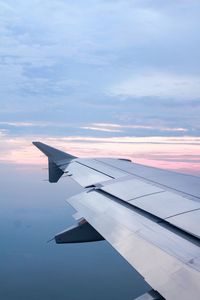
[
  {"x1": 109, "y1": 72, "x2": 200, "y2": 100},
  {"x1": 0, "y1": 1, "x2": 200, "y2": 173},
  {"x1": 1, "y1": 132, "x2": 200, "y2": 175}
]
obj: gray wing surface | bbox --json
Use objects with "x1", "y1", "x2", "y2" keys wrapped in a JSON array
[{"x1": 33, "y1": 142, "x2": 200, "y2": 300}]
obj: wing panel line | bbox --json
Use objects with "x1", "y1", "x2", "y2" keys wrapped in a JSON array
[
  {"x1": 94, "y1": 189, "x2": 200, "y2": 246},
  {"x1": 165, "y1": 208, "x2": 200, "y2": 220},
  {"x1": 76, "y1": 161, "x2": 115, "y2": 179},
  {"x1": 96, "y1": 159, "x2": 200, "y2": 201}
]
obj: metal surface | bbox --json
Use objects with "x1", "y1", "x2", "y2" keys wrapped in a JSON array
[
  {"x1": 67, "y1": 191, "x2": 200, "y2": 270},
  {"x1": 33, "y1": 141, "x2": 75, "y2": 182},
  {"x1": 100, "y1": 177, "x2": 163, "y2": 201},
  {"x1": 72, "y1": 211, "x2": 83, "y2": 221},
  {"x1": 48, "y1": 159, "x2": 64, "y2": 182},
  {"x1": 65, "y1": 161, "x2": 111, "y2": 187},
  {"x1": 76, "y1": 158, "x2": 127, "y2": 179},
  {"x1": 67, "y1": 190, "x2": 200, "y2": 300},
  {"x1": 33, "y1": 142, "x2": 200, "y2": 300},
  {"x1": 97, "y1": 158, "x2": 200, "y2": 200},
  {"x1": 167, "y1": 209, "x2": 200, "y2": 239},
  {"x1": 33, "y1": 141, "x2": 76, "y2": 161},
  {"x1": 98, "y1": 175, "x2": 200, "y2": 238},
  {"x1": 129, "y1": 191, "x2": 200, "y2": 219},
  {"x1": 55, "y1": 221, "x2": 104, "y2": 243},
  {"x1": 135, "y1": 290, "x2": 165, "y2": 300}
]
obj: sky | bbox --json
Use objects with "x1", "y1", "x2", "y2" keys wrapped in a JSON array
[
  {"x1": 1, "y1": 0, "x2": 200, "y2": 174},
  {"x1": 1, "y1": 2, "x2": 200, "y2": 299}
]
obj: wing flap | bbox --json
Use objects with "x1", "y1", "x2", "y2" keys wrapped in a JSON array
[
  {"x1": 167, "y1": 209, "x2": 200, "y2": 239},
  {"x1": 100, "y1": 176, "x2": 164, "y2": 200},
  {"x1": 129, "y1": 191, "x2": 200, "y2": 219},
  {"x1": 96, "y1": 158, "x2": 200, "y2": 200},
  {"x1": 85, "y1": 171, "x2": 200, "y2": 239}
]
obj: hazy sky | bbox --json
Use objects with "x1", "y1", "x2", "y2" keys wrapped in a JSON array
[{"x1": 1, "y1": 0, "x2": 200, "y2": 173}]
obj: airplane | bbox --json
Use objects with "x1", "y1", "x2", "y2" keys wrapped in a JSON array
[{"x1": 33, "y1": 141, "x2": 200, "y2": 300}]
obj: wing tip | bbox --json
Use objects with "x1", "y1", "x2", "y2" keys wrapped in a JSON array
[{"x1": 32, "y1": 141, "x2": 77, "y2": 160}]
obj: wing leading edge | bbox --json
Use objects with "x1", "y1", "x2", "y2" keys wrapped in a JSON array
[{"x1": 33, "y1": 142, "x2": 200, "y2": 300}]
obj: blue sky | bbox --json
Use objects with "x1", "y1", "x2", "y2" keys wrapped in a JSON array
[{"x1": 0, "y1": 0, "x2": 200, "y2": 172}]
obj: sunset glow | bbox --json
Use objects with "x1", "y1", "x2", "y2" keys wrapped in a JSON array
[{"x1": 1, "y1": 135, "x2": 200, "y2": 176}]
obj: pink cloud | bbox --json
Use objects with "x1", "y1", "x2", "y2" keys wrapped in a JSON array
[{"x1": 1, "y1": 135, "x2": 200, "y2": 176}]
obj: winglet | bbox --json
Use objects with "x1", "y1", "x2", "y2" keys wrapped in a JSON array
[
  {"x1": 33, "y1": 141, "x2": 77, "y2": 183},
  {"x1": 32, "y1": 142, "x2": 76, "y2": 162}
]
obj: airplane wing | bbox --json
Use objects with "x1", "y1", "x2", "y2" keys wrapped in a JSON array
[{"x1": 33, "y1": 142, "x2": 200, "y2": 300}]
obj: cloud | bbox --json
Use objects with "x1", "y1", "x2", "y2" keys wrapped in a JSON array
[
  {"x1": 1, "y1": 120, "x2": 187, "y2": 133},
  {"x1": 1, "y1": 133, "x2": 200, "y2": 175},
  {"x1": 0, "y1": 0, "x2": 200, "y2": 152},
  {"x1": 81, "y1": 123, "x2": 123, "y2": 132},
  {"x1": 81, "y1": 123, "x2": 188, "y2": 133},
  {"x1": 0, "y1": 121, "x2": 67, "y2": 128},
  {"x1": 109, "y1": 71, "x2": 200, "y2": 100},
  {"x1": 0, "y1": 129, "x2": 7, "y2": 137},
  {"x1": 0, "y1": 121, "x2": 37, "y2": 127},
  {"x1": 59, "y1": 135, "x2": 200, "y2": 145},
  {"x1": 126, "y1": 125, "x2": 187, "y2": 132},
  {"x1": 81, "y1": 126, "x2": 122, "y2": 133}
]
